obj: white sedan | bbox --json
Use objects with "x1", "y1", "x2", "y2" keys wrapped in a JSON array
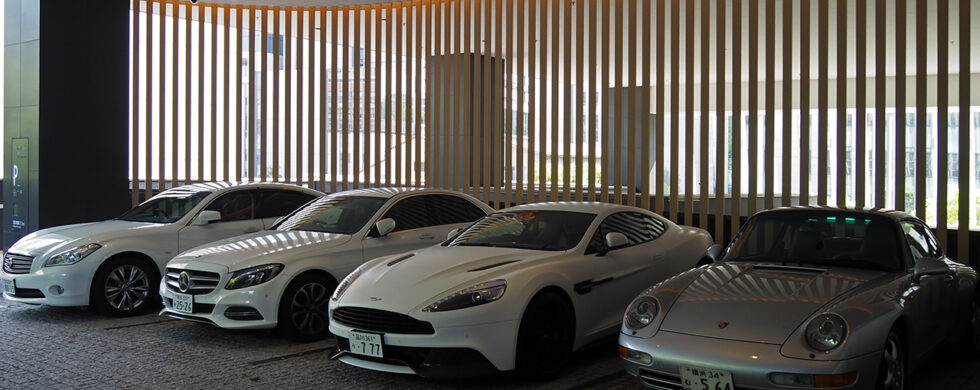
[
  {"x1": 159, "y1": 188, "x2": 494, "y2": 341},
  {"x1": 0, "y1": 182, "x2": 322, "y2": 316},
  {"x1": 328, "y1": 202, "x2": 714, "y2": 379}
]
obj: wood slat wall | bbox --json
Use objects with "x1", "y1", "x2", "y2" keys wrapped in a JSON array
[{"x1": 130, "y1": 0, "x2": 977, "y2": 262}]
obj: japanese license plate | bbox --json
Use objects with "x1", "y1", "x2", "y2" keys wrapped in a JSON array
[
  {"x1": 172, "y1": 292, "x2": 194, "y2": 314},
  {"x1": 680, "y1": 366, "x2": 734, "y2": 390},
  {"x1": 1, "y1": 277, "x2": 15, "y2": 296},
  {"x1": 349, "y1": 330, "x2": 384, "y2": 358}
]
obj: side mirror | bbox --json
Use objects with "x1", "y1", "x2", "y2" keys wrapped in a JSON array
[
  {"x1": 913, "y1": 257, "x2": 949, "y2": 282},
  {"x1": 706, "y1": 244, "x2": 724, "y2": 263},
  {"x1": 447, "y1": 227, "x2": 463, "y2": 240},
  {"x1": 598, "y1": 232, "x2": 629, "y2": 256},
  {"x1": 373, "y1": 218, "x2": 396, "y2": 238},
  {"x1": 193, "y1": 210, "x2": 222, "y2": 226}
]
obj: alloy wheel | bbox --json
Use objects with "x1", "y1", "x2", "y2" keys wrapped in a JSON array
[
  {"x1": 290, "y1": 282, "x2": 330, "y2": 336},
  {"x1": 881, "y1": 335, "x2": 904, "y2": 390},
  {"x1": 104, "y1": 265, "x2": 149, "y2": 311}
]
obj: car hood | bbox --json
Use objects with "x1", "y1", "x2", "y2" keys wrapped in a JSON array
[
  {"x1": 173, "y1": 230, "x2": 352, "y2": 271},
  {"x1": 342, "y1": 245, "x2": 556, "y2": 313},
  {"x1": 7, "y1": 220, "x2": 161, "y2": 258},
  {"x1": 659, "y1": 262, "x2": 881, "y2": 345}
]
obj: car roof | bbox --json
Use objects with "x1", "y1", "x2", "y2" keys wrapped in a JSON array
[
  {"x1": 499, "y1": 201, "x2": 644, "y2": 215},
  {"x1": 326, "y1": 187, "x2": 478, "y2": 199},
  {"x1": 157, "y1": 182, "x2": 322, "y2": 197},
  {"x1": 756, "y1": 205, "x2": 916, "y2": 222}
]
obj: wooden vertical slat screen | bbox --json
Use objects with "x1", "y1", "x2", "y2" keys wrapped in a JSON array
[
  {"x1": 129, "y1": 0, "x2": 977, "y2": 262},
  {"x1": 936, "y1": 0, "x2": 949, "y2": 247},
  {"x1": 713, "y1": 0, "x2": 725, "y2": 243},
  {"x1": 836, "y1": 0, "x2": 846, "y2": 207},
  {"x1": 855, "y1": 0, "x2": 866, "y2": 209},
  {"x1": 915, "y1": 0, "x2": 926, "y2": 219},
  {"x1": 959, "y1": 0, "x2": 971, "y2": 261},
  {"x1": 874, "y1": 0, "x2": 885, "y2": 209},
  {"x1": 799, "y1": 0, "x2": 809, "y2": 207},
  {"x1": 747, "y1": 0, "x2": 757, "y2": 217},
  {"x1": 781, "y1": 0, "x2": 791, "y2": 208},
  {"x1": 684, "y1": 0, "x2": 694, "y2": 224}
]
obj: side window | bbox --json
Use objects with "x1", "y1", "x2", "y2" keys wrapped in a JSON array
[
  {"x1": 255, "y1": 190, "x2": 317, "y2": 219},
  {"x1": 204, "y1": 190, "x2": 256, "y2": 222},
  {"x1": 426, "y1": 195, "x2": 488, "y2": 225},
  {"x1": 902, "y1": 221, "x2": 941, "y2": 260},
  {"x1": 586, "y1": 212, "x2": 667, "y2": 254},
  {"x1": 381, "y1": 196, "x2": 432, "y2": 232}
]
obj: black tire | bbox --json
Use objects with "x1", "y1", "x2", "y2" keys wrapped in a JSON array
[
  {"x1": 515, "y1": 290, "x2": 575, "y2": 381},
  {"x1": 277, "y1": 273, "x2": 336, "y2": 342},
  {"x1": 876, "y1": 331, "x2": 905, "y2": 390},
  {"x1": 90, "y1": 256, "x2": 158, "y2": 317}
]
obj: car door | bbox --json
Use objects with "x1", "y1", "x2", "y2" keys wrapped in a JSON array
[
  {"x1": 255, "y1": 189, "x2": 319, "y2": 228},
  {"x1": 571, "y1": 212, "x2": 670, "y2": 337},
  {"x1": 177, "y1": 189, "x2": 266, "y2": 252},
  {"x1": 902, "y1": 220, "x2": 955, "y2": 359}
]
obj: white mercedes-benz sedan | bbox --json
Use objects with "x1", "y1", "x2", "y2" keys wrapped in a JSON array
[
  {"x1": 0, "y1": 182, "x2": 322, "y2": 317},
  {"x1": 159, "y1": 188, "x2": 494, "y2": 341},
  {"x1": 328, "y1": 202, "x2": 714, "y2": 379}
]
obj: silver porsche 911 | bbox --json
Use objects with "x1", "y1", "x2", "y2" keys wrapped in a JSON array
[{"x1": 619, "y1": 207, "x2": 980, "y2": 390}]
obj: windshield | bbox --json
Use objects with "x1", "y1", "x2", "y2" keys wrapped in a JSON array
[
  {"x1": 446, "y1": 210, "x2": 596, "y2": 251},
  {"x1": 726, "y1": 211, "x2": 903, "y2": 272},
  {"x1": 276, "y1": 196, "x2": 387, "y2": 234},
  {"x1": 117, "y1": 192, "x2": 212, "y2": 223}
]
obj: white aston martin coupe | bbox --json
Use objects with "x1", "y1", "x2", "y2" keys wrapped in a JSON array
[{"x1": 328, "y1": 202, "x2": 714, "y2": 379}]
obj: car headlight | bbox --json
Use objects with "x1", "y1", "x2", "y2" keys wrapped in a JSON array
[
  {"x1": 625, "y1": 296, "x2": 659, "y2": 330},
  {"x1": 805, "y1": 313, "x2": 848, "y2": 351},
  {"x1": 225, "y1": 264, "x2": 284, "y2": 290},
  {"x1": 331, "y1": 267, "x2": 362, "y2": 301},
  {"x1": 422, "y1": 280, "x2": 507, "y2": 312},
  {"x1": 44, "y1": 244, "x2": 102, "y2": 267}
]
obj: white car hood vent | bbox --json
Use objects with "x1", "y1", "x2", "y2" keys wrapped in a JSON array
[
  {"x1": 386, "y1": 253, "x2": 415, "y2": 267},
  {"x1": 468, "y1": 259, "x2": 521, "y2": 272}
]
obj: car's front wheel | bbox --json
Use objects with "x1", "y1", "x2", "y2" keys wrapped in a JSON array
[
  {"x1": 277, "y1": 274, "x2": 336, "y2": 342},
  {"x1": 90, "y1": 257, "x2": 157, "y2": 317},
  {"x1": 515, "y1": 290, "x2": 574, "y2": 381},
  {"x1": 876, "y1": 330, "x2": 905, "y2": 390}
]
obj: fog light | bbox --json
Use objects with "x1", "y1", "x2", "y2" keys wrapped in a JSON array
[
  {"x1": 769, "y1": 372, "x2": 857, "y2": 388},
  {"x1": 48, "y1": 285, "x2": 64, "y2": 295},
  {"x1": 814, "y1": 372, "x2": 858, "y2": 388},
  {"x1": 619, "y1": 345, "x2": 653, "y2": 365},
  {"x1": 224, "y1": 306, "x2": 263, "y2": 321},
  {"x1": 770, "y1": 373, "x2": 814, "y2": 387}
]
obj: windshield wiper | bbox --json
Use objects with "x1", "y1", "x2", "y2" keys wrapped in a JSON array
[{"x1": 457, "y1": 242, "x2": 500, "y2": 248}]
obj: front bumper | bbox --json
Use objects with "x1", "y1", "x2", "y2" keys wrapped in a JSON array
[
  {"x1": 619, "y1": 330, "x2": 881, "y2": 390},
  {"x1": 329, "y1": 311, "x2": 520, "y2": 377},
  {"x1": 1, "y1": 264, "x2": 96, "y2": 307},
  {"x1": 158, "y1": 263, "x2": 289, "y2": 330}
]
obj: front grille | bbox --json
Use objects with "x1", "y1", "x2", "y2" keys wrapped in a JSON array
[
  {"x1": 333, "y1": 306, "x2": 435, "y2": 335},
  {"x1": 165, "y1": 268, "x2": 221, "y2": 295},
  {"x1": 638, "y1": 370, "x2": 683, "y2": 390},
  {"x1": 13, "y1": 288, "x2": 45, "y2": 299},
  {"x1": 3, "y1": 253, "x2": 35, "y2": 274}
]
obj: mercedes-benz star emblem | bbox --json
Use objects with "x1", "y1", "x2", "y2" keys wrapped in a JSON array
[{"x1": 178, "y1": 272, "x2": 191, "y2": 293}]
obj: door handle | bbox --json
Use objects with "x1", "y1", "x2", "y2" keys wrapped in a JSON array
[{"x1": 419, "y1": 233, "x2": 435, "y2": 240}]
